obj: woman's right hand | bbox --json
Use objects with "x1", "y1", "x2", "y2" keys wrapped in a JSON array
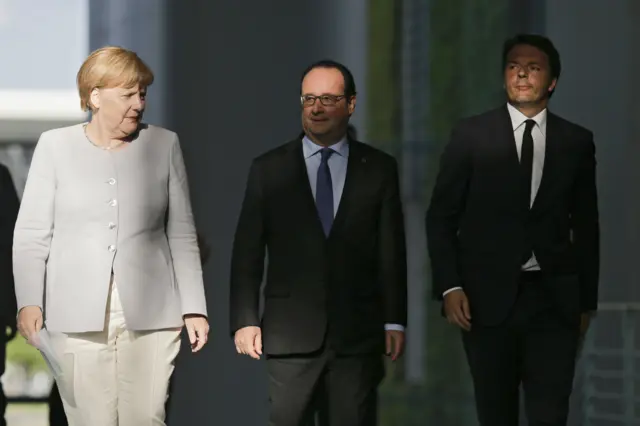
[{"x1": 17, "y1": 306, "x2": 43, "y2": 344}]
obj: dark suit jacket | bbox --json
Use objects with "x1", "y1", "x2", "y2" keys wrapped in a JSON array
[
  {"x1": 0, "y1": 164, "x2": 19, "y2": 329},
  {"x1": 230, "y1": 135, "x2": 407, "y2": 355},
  {"x1": 426, "y1": 105, "x2": 599, "y2": 326}
]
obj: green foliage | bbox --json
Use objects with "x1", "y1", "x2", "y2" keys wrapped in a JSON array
[{"x1": 6, "y1": 335, "x2": 48, "y2": 372}]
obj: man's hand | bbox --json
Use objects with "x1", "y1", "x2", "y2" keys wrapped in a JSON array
[
  {"x1": 444, "y1": 289, "x2": 471, "y2": 331},
  {"x1": 17, "y1": 306, "x2": 43, "y2": 345},
  {"x1": 385, "y1": 330, "x2": 405, "y2": 361},
  {"x1": 234, "y1": 326, "x2": 262, "y2": 360},
  {"x1": 184, "y1": 314, "x2": 209, "y2": 353}
]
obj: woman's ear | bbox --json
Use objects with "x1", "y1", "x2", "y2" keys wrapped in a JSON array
[{"x1": 89, "y1": 88, "x2": 100, "y2": 110}]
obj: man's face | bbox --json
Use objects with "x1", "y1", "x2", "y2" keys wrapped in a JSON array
[
  {"x1": 301, "y1": 67, "x2": 355, "y2": 143},
  {"x1": 504, "y1": 44, "x2": 556, "y2": 106}
]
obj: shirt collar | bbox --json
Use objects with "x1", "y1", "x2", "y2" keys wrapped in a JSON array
[
  {"x1": 302, "y1": 135, "x2": 349, "y2": 159},
  {"x1": 506, "y1": 102, "x2": 547, "y2": 137}
]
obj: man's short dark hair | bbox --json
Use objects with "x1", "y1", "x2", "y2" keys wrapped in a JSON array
[
  {"x1": 300, "y1": 59, "x2": 357, "y2": 98},
  {"x1": 502, "y1": 34, "x2": 561, "y2": 81}
]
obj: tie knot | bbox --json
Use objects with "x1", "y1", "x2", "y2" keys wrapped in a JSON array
[
  {"x1": 525, "y1": 119, "x2": 536, "y2": 132},
  {"x1": 320, "y1": 148, "x2": 334, "y2": 163}
]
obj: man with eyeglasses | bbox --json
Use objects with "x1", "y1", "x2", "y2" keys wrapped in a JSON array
[{"x1": 230, "y1": 59, "x2": 407, "y2": 426}]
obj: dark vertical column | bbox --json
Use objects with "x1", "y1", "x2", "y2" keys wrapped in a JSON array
[
  {"x1": 320, "y1": 0, "x2": 370, "y2": 132},
  {"x1": 400, "y1": 0, "x2": 430, "y2": 385}
]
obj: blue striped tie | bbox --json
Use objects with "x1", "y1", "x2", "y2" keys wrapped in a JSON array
[{"x1": 316, "y1": 148, "x2": 334, "y2": 236}]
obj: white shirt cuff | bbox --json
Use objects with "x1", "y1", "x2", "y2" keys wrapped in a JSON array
[
  {"x1": 443, "y1": 287, "x2": 463, "y2": 297},
  {"x1": 384, "y1": 323, "x2": 405, "y2": 332}
]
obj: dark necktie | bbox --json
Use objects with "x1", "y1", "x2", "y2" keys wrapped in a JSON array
[
  {"x1": 316, "y1": 148, "x2": 334, "y2": 236},
  {"x1": 521, "y1": 119, "x2": 535, "y2": 264},
  {"x1": 521, "y1": 119, "x2": 536, "y2": 210}
]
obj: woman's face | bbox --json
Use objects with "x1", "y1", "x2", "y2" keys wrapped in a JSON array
[{"x1": 91, "y1": 83, "x2": 146, "y2": 138}]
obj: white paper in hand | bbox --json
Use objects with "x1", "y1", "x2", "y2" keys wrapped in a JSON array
[
  {"x1": 33, "y1": 329, "x2": 64, "y2": 379},
  {"x1": 29, "y1": 329, "x2": 76, "y2": 407}
]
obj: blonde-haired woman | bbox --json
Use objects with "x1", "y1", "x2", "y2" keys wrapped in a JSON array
[{"x1": 13, "y1": 46, "x2": 209, "y2": 425}]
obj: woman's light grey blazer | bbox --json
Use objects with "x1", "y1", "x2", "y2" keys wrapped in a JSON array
[{"x1": 13, "y1": 123, "x2": 207, "y2": 333}]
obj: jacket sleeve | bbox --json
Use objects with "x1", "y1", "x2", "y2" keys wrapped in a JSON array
[
  {"x1": 229, "y1": 159, "x2": 266, "y2": 334},
  {"x1": 13, "y1": 132, "x2": 56, "y2": 312},
  {"x1": 378, "y1": 158, "x2": 408, "y2": 326},
  {"x1": 426, "y1": 123, "x2": 472, "y2": 298},
  {"x1": 167, "y1": 134, "x2": 208, "y2": 317}
]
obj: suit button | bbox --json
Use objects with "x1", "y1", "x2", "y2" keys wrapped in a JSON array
[
  {"x1": 109, "y1": 199, "x2": 118, "y2": 207},
  {"x1": 108, "y1": 222, "x2": 116, "y2": 230},
  {"x1": 108, "y1": 245, "x2": 116, "y2": 252},
  {"x1": 107, "y1": 178, "x2": 116, "y2": 185}
]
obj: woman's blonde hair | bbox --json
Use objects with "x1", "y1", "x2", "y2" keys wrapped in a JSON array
[{"x1": 76, "y1": 46, "x2": 154, "y2": 111}]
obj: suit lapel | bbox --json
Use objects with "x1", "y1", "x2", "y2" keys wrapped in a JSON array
[
  {"x1": 330, "y1": 140, "x2": 366, "y2": 238},
  {"x1": 531, "y1": 112, "x2": 561, "y2": 211},
  {"x1": 497, "y1": 106, "x2": 521, "y2": 172}
]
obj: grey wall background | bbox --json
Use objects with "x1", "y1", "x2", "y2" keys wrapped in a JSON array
[
  {"x1": 545, "y1": 3, "x2": 640, "y2": 424},
  {"x1": 545, "y1": 0, "x2": 640, "y2": 303}
]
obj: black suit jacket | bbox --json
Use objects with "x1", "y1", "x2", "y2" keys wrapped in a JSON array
[
  {"x1": 426, "y1": 105, "x2": 599, "y2": 326},
  {"x1": 230, "y1": 136, "x2": 407, "y2": 355},
  {"x1": 0, "y1": 164, "x2": 19, "y2": 327}
]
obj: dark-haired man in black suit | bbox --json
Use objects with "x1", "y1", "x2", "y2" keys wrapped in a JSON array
[
  {"x1": 427, "y1": 34, "x2": 599, "y2": 426},
  {"x1": 230, "y1": 60, "x2": 407, "y2": 426}
]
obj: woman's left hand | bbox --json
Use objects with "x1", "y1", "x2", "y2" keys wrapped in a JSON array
[{"x1": 184, "y1": 314, "x2": 209, "y2": 352}]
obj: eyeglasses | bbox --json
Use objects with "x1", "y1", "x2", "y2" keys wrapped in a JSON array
[{"x1": 300, "y1": 94, "x2": 346, "y2": 107}]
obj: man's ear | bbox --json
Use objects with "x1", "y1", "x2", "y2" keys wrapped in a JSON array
[{"x1": 347, "y1": 95, "x2": 356, "y2": 116}]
